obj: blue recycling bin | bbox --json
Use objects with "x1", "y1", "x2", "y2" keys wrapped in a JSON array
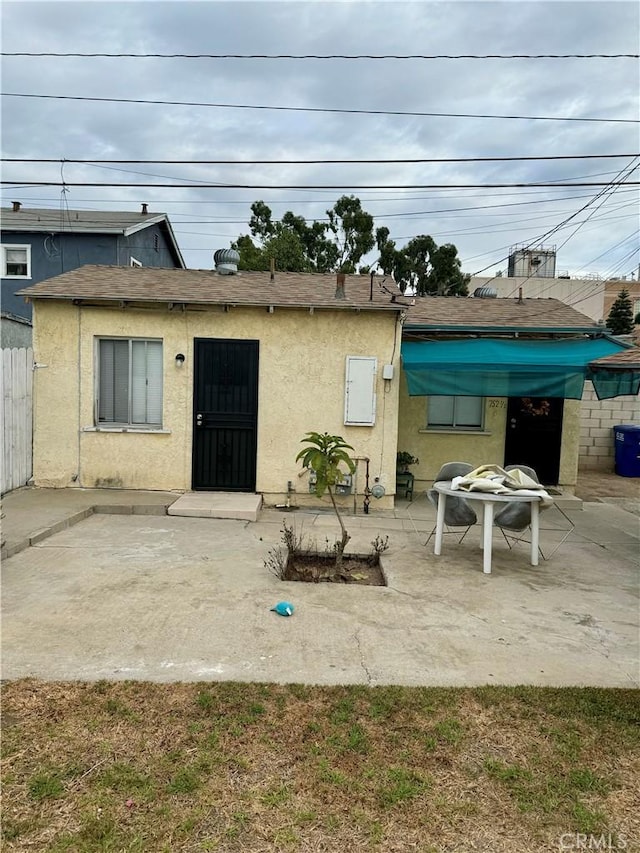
[{"x1": 613, "y1": 425, "x2": 640, "y2": 477}]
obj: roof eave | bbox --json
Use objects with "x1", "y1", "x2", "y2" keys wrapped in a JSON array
[
  {"x1": 402, "y1": 323, "x2": 604, "y2": 335},
  {"x1": 123, "y1": 215, "x2": 186, "y2": 268},
  {"x1": 589, "y1": 363, "x2": 640, "y2": 371},
  {"x1": 19, "y1": 294, "x2": 402, "y2": 312},
  {"x1": 122, "y1": 214, "x2": 167, "y2": 236}
]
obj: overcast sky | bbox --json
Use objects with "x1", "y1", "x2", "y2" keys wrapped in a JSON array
[{"x1": 1, "y1": 0, "x2": 639, "y2": 284}]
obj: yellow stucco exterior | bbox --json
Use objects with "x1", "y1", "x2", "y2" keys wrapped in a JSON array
[
  {"x1": 397, "y1": 372, "x2": 581, "y2": 490},
  {"x1": 32, "y1": 298, "x2": 583, "y2": 504},
  {"x1": 32, "y1": 301, "x2": 402, "y2": 508}
]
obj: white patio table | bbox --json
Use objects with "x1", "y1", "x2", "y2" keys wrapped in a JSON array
[{"x1": 432, "y1": 480, "x2": 542, "y2": 575}]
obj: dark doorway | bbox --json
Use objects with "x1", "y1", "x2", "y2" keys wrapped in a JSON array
[
  {"x1": 504, "y1": 397, "x2": 564, "y2": 485},
  {"x1": 192, "y1": 338, "x2": 259, "y2": 491}
]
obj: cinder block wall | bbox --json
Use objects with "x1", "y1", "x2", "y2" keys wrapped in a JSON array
[{"x1": 579, "y1": 382, "x2": 640, "y2": 470}]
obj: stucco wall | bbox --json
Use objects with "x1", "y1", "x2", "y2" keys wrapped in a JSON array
[
  {"x1": 397, "y1": 378, "x2": 506, "y2": 482},
  {"x1": 32, "y1": 301, "x2": 401, "y2": 507},
  {"x1": 397, "y1": 373, "x2": 582, "y2": 489},
  {"x1": 470, "y1": 276, "x2": 605, "y2": 323}
]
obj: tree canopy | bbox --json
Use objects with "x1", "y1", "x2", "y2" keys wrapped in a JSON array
[
  {"x1": 375, "y1": 228, "x2": 469, "y2": 296},
  {"x1": 232, "y1": 195, "x2": 372, "y2": 274},
  {"x1": 232, "y1": 196, "x2": 468, "y2": 295}
]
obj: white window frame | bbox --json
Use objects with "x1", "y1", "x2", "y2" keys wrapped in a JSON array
[
  {"x1": 95, "y1": 337, "x2": 163, "y2": 429},
  {"x1": 2, "y1": 244, "x2": 31, "y2": 278},
  {"x1": 427, "y1": 396, "x2": 484, "y2": 431},
  {"x1": 130, "y1": 256, "x2": 143, "y2": 267}
]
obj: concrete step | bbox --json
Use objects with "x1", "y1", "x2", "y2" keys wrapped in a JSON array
[
  {"x1": 547, "y1": 489, "x2": 583, "y2": 511},
  {"x1": 167, "y1": 492, "x2": 262, "y2": 522}
]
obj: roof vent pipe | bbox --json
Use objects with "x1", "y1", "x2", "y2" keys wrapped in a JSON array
[
  {"x1": 12, "y1": 201, "x2": 21, "y2": 212},
  {"x1": 270, "y1": 257, "x2": 275, "y2": 282},
  {"x1": 335, "y1": 272, "x2": 346, "y2": 300},
  {"x1": 141, "y1": 203, "x2": 149, "y2": 215},
  {"x1": 517, "y1": 286, "x2": 524, "y2": 304}
]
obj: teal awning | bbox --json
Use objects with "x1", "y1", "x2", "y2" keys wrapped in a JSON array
[
  {"x1": 589, "y1": 369, "x2": 640, "y2": 400},
  {"x1": 401, "y1": 338, "x2": 628, "y2": 399}
]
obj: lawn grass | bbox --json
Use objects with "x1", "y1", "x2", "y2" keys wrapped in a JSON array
[{"x1": 1, "y1": 680, "x2": 638, "y2": 852}]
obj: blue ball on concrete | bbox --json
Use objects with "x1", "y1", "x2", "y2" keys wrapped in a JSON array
[{"x1": 270, "y1": 601, "x2": 295, "y2": 617}]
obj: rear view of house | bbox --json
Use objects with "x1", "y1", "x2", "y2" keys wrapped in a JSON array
[{"x1": 19, "y1": 261, "x2": 403, "y2": 507}]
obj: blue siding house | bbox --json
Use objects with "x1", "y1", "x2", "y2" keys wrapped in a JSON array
[{"x1": 1, "y1": 202, "x2": 186, "y2": 321}]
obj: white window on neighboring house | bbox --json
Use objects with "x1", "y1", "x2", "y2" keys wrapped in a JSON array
[
  {"x1": 130, "y1": 257, "x2": 143, "y2": 267},
  {"x1": 2, "y1": 244, "x2": 31, "y2": 278},
  {"x1": 97, "y1": 338, "x2": 163, "y2": 427},
  {"x1": 344, "y1": 356, "x2": 377, "y2": 426},
  {"x1": 427, "y1": 396, "x2": 484, "y2": 430}
]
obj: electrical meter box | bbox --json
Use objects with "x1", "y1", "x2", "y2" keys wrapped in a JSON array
[
  {"x1": 335, "y1": 473, "x2": 353, "y2": 495},
  {"x1": 308, "y1": 470, "x2": 353, "y2": 494}
]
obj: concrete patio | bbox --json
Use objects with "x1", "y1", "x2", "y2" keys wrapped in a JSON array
[{"x1": 1, "y1": 478, "x2": 638, "y2": 688}]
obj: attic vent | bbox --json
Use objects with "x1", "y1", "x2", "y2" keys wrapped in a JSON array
[
  {"x1": 473, "y1": 286, "x2": 498, "y2": 298},
  {"x1": 214, "y1": 248, "x2": 240, "y2": 275}
]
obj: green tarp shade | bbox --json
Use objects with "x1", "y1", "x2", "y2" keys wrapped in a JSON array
[
  {"x1": 401, "y1": 338, "x2": 628, "y2": 399},
  {"x1": 589, "y1": 369, "x2": 640, "y2": 400}
]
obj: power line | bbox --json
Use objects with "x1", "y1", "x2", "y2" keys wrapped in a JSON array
[
  {"x1": 30, "y1": 161, "x2": 624, "y2": 192},
  {"x1": 471, "y1": 158, "x2": 640, "y2": 276},
  {"x1": 5, "y1": 181, "x2": 639, "y2": 189},
  {"x1": 5, "y1": 188, "x2": 635, "y2": 210},
  {"x1": 3, "y1": 52, "x2": 638, "y2": 59},
  {"x1": 4, "y1": 92, "x2": 637, "y2": 124},
  {"x1": 574, "y1": 229, "x2": 640, "y2": 273},
  {"x1": 3, "y1": 154, "x2": 636, "y2": 165}
]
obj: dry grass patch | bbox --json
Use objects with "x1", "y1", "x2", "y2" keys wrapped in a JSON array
[{"x1": 1, "y1": 681, "x2": 638, "y2": 852}]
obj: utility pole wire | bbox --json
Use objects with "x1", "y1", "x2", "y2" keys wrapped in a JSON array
[
  {"x1": 3, "y1": 92, "x2": 637, "y2": 124},
  {"x1": 2, "y1": 52, "x2": 638, "y2": 59},
  {"x1": 4, "y1": 182, "x2": 640, "y2": 190},
  {"x1": 4, "y1": 154, "x2": 637, "y2": 165}
]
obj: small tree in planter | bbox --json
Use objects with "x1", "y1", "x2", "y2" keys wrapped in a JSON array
[{"x1": 296, "y1": 431, "x2": 356, "y2": 567}]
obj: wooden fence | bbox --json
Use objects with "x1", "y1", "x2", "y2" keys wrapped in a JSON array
[{"x1": 1, "y1": 347, "x2": 33, "y2": 495}]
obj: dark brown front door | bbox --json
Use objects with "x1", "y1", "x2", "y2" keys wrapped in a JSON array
[
  {"x1": 504, "y1": 397, "x2": 564, "y2": 485},
  {"x1": 192, "y1": 338, "x2": 259, "y2": 491}
]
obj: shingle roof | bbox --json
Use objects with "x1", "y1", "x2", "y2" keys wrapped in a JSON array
[
  {"x1": 18, "y1": 265, "x2": 606, "y2": 329},
  {"x1": 403, "y1": 294, "x2": 599, "y2": 331},
  {"x1": 589, "y1": 346, "x2": 640, "y2": 369},
  {"x1": 17, "y1": 265, "x2": 401, "y2": 311},
  {"x1": 1, "y1": 207, "x2": 167, "y2": 235}
]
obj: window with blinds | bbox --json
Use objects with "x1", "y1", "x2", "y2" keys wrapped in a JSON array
[
  {"x1": 427, "y1": 396, "x2": 483, "y2": 430},
  {"x1": 97, "y1": 338, "x2": 163, "y2": 427}
]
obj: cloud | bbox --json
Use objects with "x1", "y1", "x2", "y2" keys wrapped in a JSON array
[{"x1": 1, "y1": 0, "x2": 638, "y2": 279}]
